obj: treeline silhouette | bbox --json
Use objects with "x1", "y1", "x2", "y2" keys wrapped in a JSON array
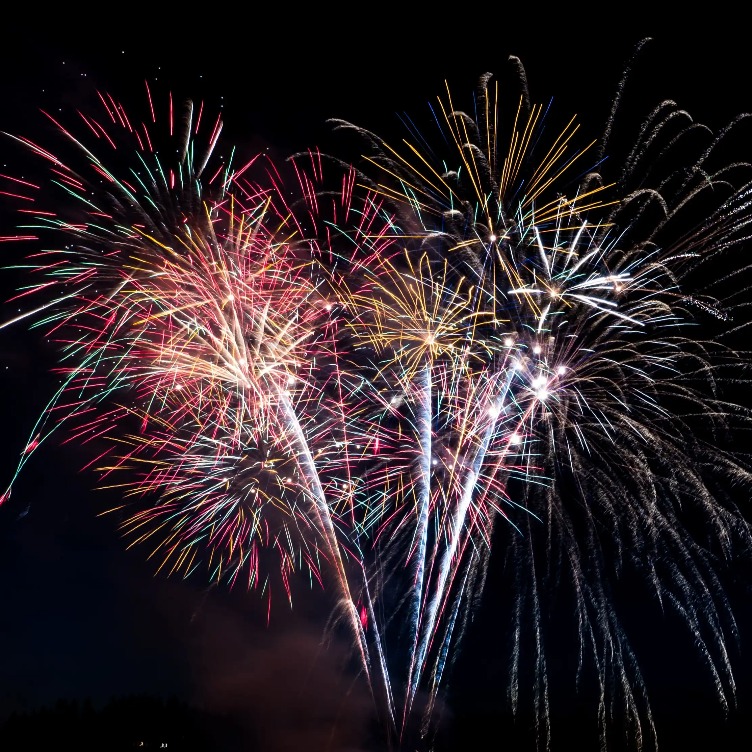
[{"x1": 0, "y1": 694, "x2": 250, "y2": 751}]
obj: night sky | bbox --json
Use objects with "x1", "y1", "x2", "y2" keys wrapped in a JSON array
[{"x1": 1, "y1": 11, "x2": 752, "y2": 752}]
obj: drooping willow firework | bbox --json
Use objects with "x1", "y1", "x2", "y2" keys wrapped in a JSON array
[
  {"x1": 3, "y1": 40, "x2": 752, "y2": 752},
  {"x1": 314, "y1": 45, "x2": 752, "y2": 749}
]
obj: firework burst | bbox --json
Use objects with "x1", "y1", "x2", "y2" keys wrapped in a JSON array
[
  {"x1": 4, "y1": 40, "x2": 752, "y2": 752},
  {"x1": 315, "y1": 46, "x2": 752, "y2": 749}
]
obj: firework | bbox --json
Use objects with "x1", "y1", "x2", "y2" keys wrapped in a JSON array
[
  {"x1": 315, "y1": 47, "x2": 752, "y2": 748},
  {"x1": 0, "y1": 86, "x2": 415, "y2": 737},
  {"x1": 4, "y1": 41, "x2": 752, "y2": 752}
]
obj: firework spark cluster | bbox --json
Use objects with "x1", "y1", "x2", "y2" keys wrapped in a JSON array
[{"x1": 3, "y1": 46, "x2": 752, "y2": 750}]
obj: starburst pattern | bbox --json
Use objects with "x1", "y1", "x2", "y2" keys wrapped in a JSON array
[{"x1": 4, "y1": 43, "x2": 752, "y2": 752}]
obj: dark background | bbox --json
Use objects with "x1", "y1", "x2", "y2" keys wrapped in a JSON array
[{"x1": 1, "y1": 10, "x2": 751, "y2": 751}]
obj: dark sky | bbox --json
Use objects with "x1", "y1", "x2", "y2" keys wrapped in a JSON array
[{"x1": 1, "y1": 11, "x2": 752, "y2": 752}]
